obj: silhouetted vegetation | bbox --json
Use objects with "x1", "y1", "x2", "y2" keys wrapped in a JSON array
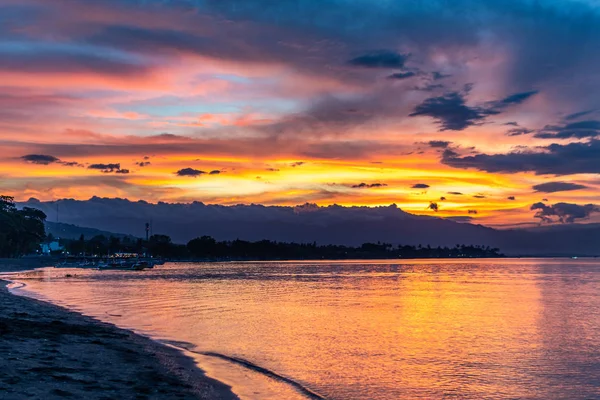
[
  {"x1": 59, "y1": 233, "x2": 503, "y2": 260},
  {"x1": 186, "y1": 237, "x2": 502, "y2": 260},
  {"x1": 0, "y1": 196, "x2": 47, "y2": 257}
]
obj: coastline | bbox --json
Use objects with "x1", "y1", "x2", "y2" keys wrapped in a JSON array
[{"x1": 0, "y1": 274, "x2": 238, "y2": 400}]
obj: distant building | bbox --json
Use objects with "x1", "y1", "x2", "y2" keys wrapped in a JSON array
[{"x1": 40, "y1": 241, "x2": 64, "y2": 254}]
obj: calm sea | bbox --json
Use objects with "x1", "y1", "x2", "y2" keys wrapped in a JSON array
[{"x1": 9, "y1": 259, "x2": 600, "y2": 399}]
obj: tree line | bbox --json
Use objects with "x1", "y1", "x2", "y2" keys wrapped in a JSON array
[{"x1": 59, "y1": 234, "x2": 503, "y2": 260}]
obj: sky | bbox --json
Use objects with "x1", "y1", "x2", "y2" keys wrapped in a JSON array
[{"x1": 2, "y1": 0, "x2": 600, "y2": 227}]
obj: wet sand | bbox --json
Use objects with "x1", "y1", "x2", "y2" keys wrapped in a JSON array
[{"x1": 0, "y1": 278, "x2": 238, "y2": 400}]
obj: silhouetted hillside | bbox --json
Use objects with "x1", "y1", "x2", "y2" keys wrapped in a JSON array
[
  {"x1": 19, "y1": 197, "x2": 600, "y2": 256},
  {"x1": 45, "y1": 222, "x2": 138, "y2": 241}
]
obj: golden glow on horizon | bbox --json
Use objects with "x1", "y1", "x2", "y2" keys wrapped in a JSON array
[{"x1": 4, "y1": 148, "x2": 599, "y2": 228}]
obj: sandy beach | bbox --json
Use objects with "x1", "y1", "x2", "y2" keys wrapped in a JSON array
[{"x1": 0, "y1": 262, "x2": 238, "y2": 400}]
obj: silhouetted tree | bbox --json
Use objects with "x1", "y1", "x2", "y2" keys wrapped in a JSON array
[
  {"x1": 0, "y1": 196, "x2": 47, "y2": 257},
  {"x1": 148, "y1": 234, "x2": 174, "y2": 257}
]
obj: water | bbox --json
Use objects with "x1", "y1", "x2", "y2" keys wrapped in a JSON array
[{"x1": 8, "y1": 259, "x2": 600, "y2": 399}]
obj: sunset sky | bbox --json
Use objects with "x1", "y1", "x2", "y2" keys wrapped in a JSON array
[{"x1": 2, "y1": 0, "x2": 600, "y2": 227}]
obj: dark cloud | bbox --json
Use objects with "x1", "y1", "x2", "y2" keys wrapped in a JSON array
[
  {"x1": 440, "y1": 196, "x2": 447, "y2": 201},
  {"x1": 21, "y1": 154, "x2": 60, "y2": 165},
  {"x1": 21, "y1": 154, "x2": 82, "y2": 167},
  {"x1": 115, "y1": 168, "x2": 130, "y2": 174},
  {"x1": 411, "y1": 183, "x2": 430, "y2": 189},
  {"x1": 290, "y1": 162, "x2": 305, "y2": 167},
  {"x1": 473, "y1": 195, "x2": 486, "y2": 199},
  {"x1": 448, "y1": 191, "x2": 463, "y2": 195},
  {"x1": 387, "y1": 71, "x2": 416, "y2": 80},
  {"x1": 88, "y1": 163, "x2": 121, "y2": 173},
  {"x1": 494, "y1": 90, "x2": 538, "y2": 107},
  {"x1": 565, "y1": 110, "x2": 594, "y2": 121},
  {"x1": 468, "y1": 209, "x2": 478, "y2": 214},
  {"x1": 442, "y1": 148, "x2": 459, "y2": 158},
  {"x1": 442, "y1": 140, "x2": 600, "y2": 175},
  {"x1": 507, "y1": 196, "x2": 516, "y2": 200},
  {"x1": 531, "y1": 202, "x2": 599, "y2": 223},
  {"x1": 504, "y1": 121, "x2": 519, "y2": 126},
  {"x1": 175, "y1": 168, "x2": 206, "y2": 177},
  {"x1": 136, "y1": 161, "x2": 151, "y2": 167},
  {"x1": 535, "y1": 120, "x2": 600, "y2": 139},
  {"x1": 62, "y1": 161, "x2": 83, "y2": 167},
  {"x1": 348, "y1": 51, "x2": 409, "y2": 69},
  {"x1": 266, "y1": 168, "x2": 280, "y2": 172},
  {"x1": 506, "y1": 127, "x2": 534, "y2": 136},
  {"x1": 351, "y1": 183, "x2": 387, "y2": 189},
  {"x1": 209, "y1": 170, "x2": 221, "y2": 175},
  {"x1": 432, "y1": 72, "x2": 451, "y2": 80},
  {"x1": 410, "y1": 89, "x2": 538, "y2": 131},
  {"x1": 427, "y1": 140, "x2": 451, "y2": 148},
  {"x1": 428, "y1": 202, "x2": 439, "y2": 212},
  {"x1": 532, "y1": 182, "x2": 588, "y2": 193},
  {"x1": 409, "y1": 91, "x2": 496, "y2": 131}
]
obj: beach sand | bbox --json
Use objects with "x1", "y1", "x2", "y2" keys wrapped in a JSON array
[{"x1": 0, "y1": 275, "x2": 238, "y2": 400}]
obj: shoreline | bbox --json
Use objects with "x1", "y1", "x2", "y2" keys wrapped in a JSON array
[
  {"x1": 4, "y1": 263, "x2": 328, "y2": 400},
  {"x1": 0, "y1": 276, "x2": 239, "y2": 400}
]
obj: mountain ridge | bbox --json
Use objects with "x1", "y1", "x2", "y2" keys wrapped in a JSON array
[{"x1": 19, "y1": 197, "x2": 600, "y2": 256}]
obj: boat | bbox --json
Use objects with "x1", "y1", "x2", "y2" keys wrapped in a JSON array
[
  {"x1": 98, "y1": 259, "x2": 134, "y2": 270},
  {"x1": 97, "y1": 258, "x2": 156, "y2": 271},
  {"x1": 131, "y1": 260, "x2": 151, "y2": 270}
]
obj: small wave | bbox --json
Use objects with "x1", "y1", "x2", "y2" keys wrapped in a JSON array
[
  {"x1": 196, "y1": 351, "x2": 326, "y2": 400},
  {"x1": 5, "y1": 280, "x2": 26, "y2": 290},
  {"x1": 160, "y1": 339, "x2": 198, "y2": 350},
  {"x1": 162, "y1": 340, "x2": 326, "y2": 400}
]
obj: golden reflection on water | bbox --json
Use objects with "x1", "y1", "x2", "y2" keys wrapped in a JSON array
[{"x1": 10, "y1": 259, "x2": 600, "y2": 399}]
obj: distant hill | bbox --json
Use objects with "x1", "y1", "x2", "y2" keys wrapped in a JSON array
[
  {"x1": 22, "y1": 197, "x2": 499, "y2": 247},
  {"x1": 19, "y1": 197, "x2": 600, "y2": 256},
  {"x1": 45, "y1": 221, "x2": 139, "y2": 241}
]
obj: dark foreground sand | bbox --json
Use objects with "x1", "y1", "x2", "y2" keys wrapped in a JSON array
[{"x1": 0, "y1": 279, "x2": 238, "y2": 400}]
